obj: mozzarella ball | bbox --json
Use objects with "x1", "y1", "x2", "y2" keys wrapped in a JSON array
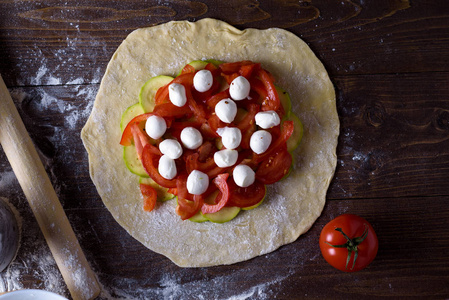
[
  {"x1": 255, "y1": 110, "x2": 281, "y2": 129},
  {"x1": 158, "y1": 155, "x2": 177, "y2": 180},
  {"x1": 159, "y1": 139, "x2": 183, "y2": 159},
  {"x1": 180, "y1": 127, "x2": 203, "y2": 150},
  {"x1": 216, "y1": 127, "x2": 242, "y2": 150},
  {"x1": 233, "y1": 165, "x2": 255, "y2": 188},
  {"x1": 215, "y1": 98, "x2": 237, "y2": 123},
  {"x1": 145, "y1": 115, "x2": 167, "y2": 139},
  {"x1": 168, "y1": 83, "x2": 187, "y2": 107},
  {"x1": 229, "y1": 76, "x2": 251, "y2": 101},
  {"x1": 193, "y1": 69, "x2": 213, "y2": 92},
  {"x1": 187, "y1": 170, "x2": 209, "y2": 195},
  {"x1": 214, "y1": 149, "x2": 238, "y2": 168},
  {"x1": 250, "y1": 130, "x2": 272, "y2": 154}
]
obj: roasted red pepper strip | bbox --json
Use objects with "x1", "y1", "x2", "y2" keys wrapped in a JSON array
[
  {"x1": 140, "y1": 183, "x2": 157, "y2": 212},
  {"x1": 201, "y1": 173, "x2": 230, "y2": 214},
  {"x1": 141, "y1": 145, "x2": 177, "y2": 188}
]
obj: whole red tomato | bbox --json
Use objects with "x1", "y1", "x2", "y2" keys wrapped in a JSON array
[{"x1": 319, "y1": 214, "x2": 378, "y2": 272}]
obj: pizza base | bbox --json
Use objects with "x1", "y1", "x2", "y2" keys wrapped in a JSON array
[{"x1": 81, "y1": 18, "x2": 339, "y2": 267}]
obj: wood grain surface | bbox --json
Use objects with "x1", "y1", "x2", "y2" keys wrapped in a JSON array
[{"x1": 0, "y1": 0, "x2": 448, "y2": 299}]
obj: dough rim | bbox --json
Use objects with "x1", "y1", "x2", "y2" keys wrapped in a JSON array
[{"x1": 81, "y1": 18, "x2": 339, "y2": 267}]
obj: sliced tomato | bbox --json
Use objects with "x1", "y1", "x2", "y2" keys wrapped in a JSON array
[
  {"x1": 206, "y1": 89, "x2": 230, "y2": 110},
  {"x1": 167, "y1": 187, "x2": 178, "y2": 195},
  {"x1": 236, "y1": 103, "x2": 259, "y2": 149},
  {"x1": 131, "y1": 123, "x2": 161, "y2": 159},
  {"x1": 185, "y1": 153, "x2": 216, "y2": 173},
  {"x1": 155, "y1": 83, "x2": 170, "y2": 105},
  {"x1": 197, "y1": 141, "x2": 217, "y2": 162},
  {"x1": 257, "y1": 68, "x2": 281, "y2": 112},
  {"x1": 181, "y1": 64, "x2": 195, "y2": 74},
  {"x1": 120, "y1": 113, "x2": 153, "y2": 146},
  {"x1": 206, "y1": 114, "x2": 226, "y2": 138},
  {"x1": 175, "y1": 174, "x2": 204, "y2": 220},
  {"x1": 141, "y1": 145, "x2": 177, "y2": 188},
  {"x1": 201, "y1": 173, "x2": 230, "y2": 214},
  {"x1": 256, "y1": 147, "x2": 292, "y2": 184},
  {"x1": 140, "y1": 183, "x2": 157, "y2": 212},
  {"x1": 227, "y1": 179, "x2": 266, "y2": 208},
  {"x1": 219, "y1": 60, "x2": 254, "y2": 74},
  {"x1": 253, "y1": 120, "x2": 294, "y2": 163},
  {"x1": 239, "y1": 63, "x2": 260, "y2": 78},
  {"x1": 153, "y1": 102, "x2": 192, "y2": 118}
]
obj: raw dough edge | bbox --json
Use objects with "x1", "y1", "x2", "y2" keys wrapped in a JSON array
[{"x1": 81, "y1": 18, "x2": 339, "y2": 267}]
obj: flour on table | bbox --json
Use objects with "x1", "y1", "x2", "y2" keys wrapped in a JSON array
[{"x1": 98, "y1": 267, "x2": 292, "y2": 300}]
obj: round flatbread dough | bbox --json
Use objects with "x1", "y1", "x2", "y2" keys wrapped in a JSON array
[{"x1": 81, "y1": 18, "x2": 339, "y2": 267}]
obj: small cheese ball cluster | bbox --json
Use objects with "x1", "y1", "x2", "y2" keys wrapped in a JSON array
[{"x1": 145, "y1": 69, "x2": 281, "y2": 195}]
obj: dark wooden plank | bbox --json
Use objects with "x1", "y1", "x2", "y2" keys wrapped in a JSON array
[
  {"x1": 329, "y1": 71, "x2": 449, "y2": 199},
  {"x1": 5, "y1": 194, "x2": 449, "y2": 299},
  {"x1": 1, "y1": 0, "x2": 449, "y2": 86}
]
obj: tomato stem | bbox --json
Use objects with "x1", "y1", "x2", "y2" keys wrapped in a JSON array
[{"x1": 325, "y1": 224, "x2": 369, "y2": 270}]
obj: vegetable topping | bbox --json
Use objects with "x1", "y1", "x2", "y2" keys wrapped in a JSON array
[{"x1": 120, "y1": 60, "x2": 302, "y2": 221}]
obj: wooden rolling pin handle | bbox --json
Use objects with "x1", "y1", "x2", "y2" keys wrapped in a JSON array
[{"x1": 0, "y1": 75, "x2": 101, "y2": 300}]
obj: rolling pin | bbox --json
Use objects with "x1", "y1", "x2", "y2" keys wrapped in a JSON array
[{"x1": 0, "y1": 75, "x2": 101, "y2": 300}]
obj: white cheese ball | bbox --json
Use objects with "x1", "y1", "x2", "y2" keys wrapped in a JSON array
[
  {"x1": 255, "y1": 110, "x2": 281, "y2": 129},
  {"x1": 168, "y1": 83, "x2": 187, "y2": 107},
  {"x1": 187, "y1": 170, "x2": 209, "y2": 195},
  {"x1": 229, "y1": 76, "x2": 250, "y2": 101},
  {"x1": 216, "y1": 127, "x2": 242, "y2": 150},
  {"x1": 214, "y1": 149, "x2": 238, "y2": 168},
  {"x1": 233, "y1": 165, "x2": 255, "y2": 187},
  {"x1": 180, "y1": 127, "x2": 203, "y2": 150},
  {"x1": 215, "y1": 98, "x2": 237, "y2": 123},
  {"x1": 193, "y1": 69, "x2": 213, "y2": 92},
  {"x1": 158, "y1": 155, "x2": 177, "y2": 180},
  {"x1": 250, "y1": 130, "x2": 272, "y2": 154},
  {"x1": 159, "y1": 139, "x2": 183, "y2": 159},
  {"x1": 145, "y1": 115, "x2": 167, "y2": 139}
]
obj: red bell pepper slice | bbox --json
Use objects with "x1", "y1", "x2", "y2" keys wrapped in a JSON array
[
  {"x1": 141, "y1": 145, "x2": 177, "y2": 188},
  {"x1": 201, "y1": 173, "x2": 230, "y2": 214},
  {"x1": 140, "y1": 183, "x2": 157, "y2": 212}
]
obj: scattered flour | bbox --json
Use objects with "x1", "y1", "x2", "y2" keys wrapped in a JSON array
[{"x1": 99, "y1": 268, "x2": 291, "y2": 300}]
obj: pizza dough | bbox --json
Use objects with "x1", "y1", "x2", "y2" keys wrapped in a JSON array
[{"x1": 81, "y1": 18, "x2": 339, "y2": 267}]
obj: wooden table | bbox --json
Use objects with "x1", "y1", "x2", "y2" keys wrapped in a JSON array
[{"x1": 1, "y1": 1, "x2": 448, "y2": 299}]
